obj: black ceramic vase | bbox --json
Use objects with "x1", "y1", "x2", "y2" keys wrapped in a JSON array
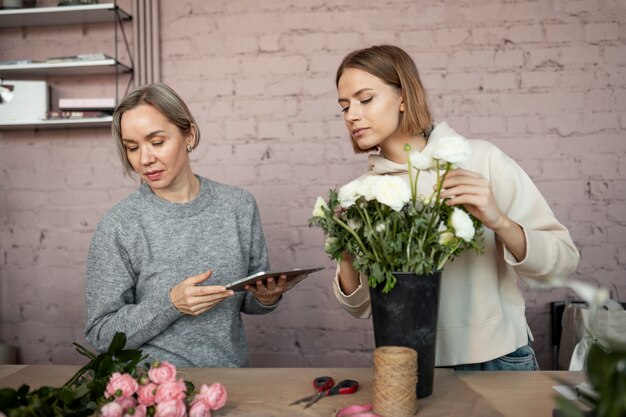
[{"x1": 369, "y1": 271, "x2": 442, "y2": 398}]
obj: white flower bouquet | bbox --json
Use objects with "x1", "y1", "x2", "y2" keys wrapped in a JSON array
[{"x1": 310, "y1": 133, "x2": 484, "y2": 293}]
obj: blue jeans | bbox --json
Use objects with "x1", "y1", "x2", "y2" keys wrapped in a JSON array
[{"x1": 453, "y1": 344, "x2": 540, "y2": 371}]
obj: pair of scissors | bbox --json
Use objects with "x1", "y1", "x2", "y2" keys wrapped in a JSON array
[{"x1": 290, "y1": 376, "x2": 359, "y2": 408}]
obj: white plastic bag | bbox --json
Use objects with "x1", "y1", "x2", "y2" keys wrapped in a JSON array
[{"x1": 568, "y1": 298, "x2": 625, "y2": 371}]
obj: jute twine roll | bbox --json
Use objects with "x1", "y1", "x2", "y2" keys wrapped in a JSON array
[{"x1": 373, "y1": 346, "x2": 418, "y2": 417}]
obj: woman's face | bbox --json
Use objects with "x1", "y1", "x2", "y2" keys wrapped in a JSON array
[
  {"x1": 337, "y1": 67, "x2": 404, "y2": 151},
  {"x1": 120, "y1": 104, "x2": 194, "y2": 197}
]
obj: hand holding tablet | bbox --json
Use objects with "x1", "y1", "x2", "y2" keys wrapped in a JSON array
[{"x1": 225, "y1": 266, "x2": 325, "y2": 292}]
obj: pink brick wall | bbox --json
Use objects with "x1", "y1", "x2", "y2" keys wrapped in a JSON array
[{"x1": 1, "y1": 0, "x2": 625, "y2": 370}]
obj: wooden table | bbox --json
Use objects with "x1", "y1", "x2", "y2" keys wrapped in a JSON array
[{"x1": 0, "y1": 365, "x2": 584, "y2": 416}]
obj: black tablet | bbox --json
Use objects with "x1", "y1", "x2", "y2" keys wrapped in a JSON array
[{"x1": 225, "y1": 266, "x2": 325, "y2": 292}]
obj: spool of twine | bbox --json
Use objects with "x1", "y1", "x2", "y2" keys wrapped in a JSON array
[{"x1": 372, "y1": 346, "x2": 418, "y2": 417}]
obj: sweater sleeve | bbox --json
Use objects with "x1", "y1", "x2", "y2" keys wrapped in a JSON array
[
  {"x1": 84, "y1": 216, "x2": 182, "y2": 352},
  {"x1": 332, "y1": 265, "x2": 372, "y2": 318},
  {"x1": 488, "y1": 147, "x2": 580, "y2": 284},
  {"x1": 241, "y1": 196, "x2": 278, "y2": 314}
]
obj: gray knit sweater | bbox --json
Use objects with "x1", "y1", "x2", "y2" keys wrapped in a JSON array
[{"x1": 84, "y1": 176, "x2": 276, "y2": 367}]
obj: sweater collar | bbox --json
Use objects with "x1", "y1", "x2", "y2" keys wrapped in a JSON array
[{"x1": 139, "y1": 175, "x2": 214, "y2": 217}]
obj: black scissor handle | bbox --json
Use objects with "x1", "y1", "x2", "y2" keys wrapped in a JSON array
[
  {"x1": 327, "y1": 379, "x2": 359, "y2": 396},
  {"x1": 313, "y1": 376, "x2": 334, "y2": 391}
]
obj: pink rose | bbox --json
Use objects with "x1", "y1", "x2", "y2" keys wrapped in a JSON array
[
  {"x1": 189, "y1": 401, "x2": 212, "y2": 417},
  {"x1": 123, "y1": 405, "x2": 147, "y2": 417},
  {"x1": 154, "y1": 400, "x2": 186, "y2": 417},
  {"x1": 116, "y1": 396, "x2": 136, "y2": 410},
  {"x1": 148, "y1": 361, "x2": 177, "y2": 384},
  {"x1": 106, "y1": 373, "x2": 139, "y2": 399},
  {"x1": 193, "y1": 383, "x2": 227, "y2": 410},
  {"x1": 137, "y1": 382, "x2": 158, "y2": 406},
  {"x1": 155, "y1": 379, "x2": 186, "y2": 403},
  {"x1": 100, "y1": 401, "x2": 124, "y2": 417}
]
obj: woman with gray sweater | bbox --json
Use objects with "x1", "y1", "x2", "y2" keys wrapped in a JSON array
[{"x1": 84, "y1": 83, "x2": 288, "y2": 367}]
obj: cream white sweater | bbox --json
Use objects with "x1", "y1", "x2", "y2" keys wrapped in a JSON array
[{"x1": 333, "y1": 122, "x2": 580, "y2": 366}]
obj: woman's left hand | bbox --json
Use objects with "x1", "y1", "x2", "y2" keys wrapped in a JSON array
[
  {"x1": 245, "y1": 275, "x2": 288, "y2": 305},
  {"x1": 439, "y1": 168, "x2": 505, "y2": 230}
]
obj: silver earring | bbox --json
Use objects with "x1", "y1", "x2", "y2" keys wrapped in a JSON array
[{"x1": 187, "y1": 144, "x2": 193, "y2": 153}]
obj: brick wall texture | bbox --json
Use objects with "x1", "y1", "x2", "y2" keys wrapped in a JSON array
[{"x1": 1, "y1": 0, "x2": 625, "y2": 370}]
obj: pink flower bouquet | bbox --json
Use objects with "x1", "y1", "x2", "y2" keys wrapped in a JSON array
[{"x1": 99, "y1": 361, "x2": 227, "y2": 417}]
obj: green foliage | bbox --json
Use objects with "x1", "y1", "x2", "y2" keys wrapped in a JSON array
[
  {"x1": 309, "y1": 160, "x2": 484, "y2": 293},
  {"x1": 0, "y1": 333, "x2": 148, "y2": 417},
  {"x1": 586, "y1": 343, "x2": 626, "y2": 417},
  {"x1": 555, "y1": 342, "x2": 626, "y2": 417}
]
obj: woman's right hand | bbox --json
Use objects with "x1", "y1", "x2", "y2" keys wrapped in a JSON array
[{"x1": 169, "y1": 270, "x2": 234, "y2": 316}]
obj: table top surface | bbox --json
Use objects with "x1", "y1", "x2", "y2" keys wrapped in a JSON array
[{"x1": 0, "y1": 365, "x2": 585, "y2": 417}]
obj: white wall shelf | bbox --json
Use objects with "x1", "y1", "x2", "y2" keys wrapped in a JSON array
[
  {"x1": 0, "y1": 2, "x2": 133, "y2": 131},
  {"x1": 0, "y1": 60, "x2": 132, "y2": 77},
  {"x1": 0, "y1": 116, "x2": 113, "y2": 130},
  {"x1": 0, "y1": 3, "x2": 130, "y2": 28}
]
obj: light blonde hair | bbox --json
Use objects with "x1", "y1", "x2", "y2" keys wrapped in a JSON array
[
  {"x1": 336, "y1": 45, "x2": 433, "y2": 153},
  {"x1": 112, "y1": 83, "x2": 200, "y2": 176}
]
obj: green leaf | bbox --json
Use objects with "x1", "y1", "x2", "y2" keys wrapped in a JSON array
[
  {"x1": 59, "y1": 387, "x2": 74, "y2": 405},
  {"x1": 553, "y1": 395, "x2": 586, "y2": 417},
  {"x1": 72, "y1": 383, "x2": 90, "y2": 399},
  {"x1": 0, "y1": 387, "x2": 21, "y2": 411},
  {"x1": 107, "y1": 332, "x2": 127, "y2": 355},
  {"x1": 184, "y1": 380, "x2": 195, "y2": 394}
]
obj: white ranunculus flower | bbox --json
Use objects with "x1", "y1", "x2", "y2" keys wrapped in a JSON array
[
  {"x1": 431, "y1": 134, "x2": 472, "y2": 166},
  {"x1": 409, "y1": 151, "x2": 435, "y2": 171},
  {"x1": 449, "y1": 207, "x2": 475, "y2": 242},
  {"x1": 437, "y1": 222, "x2": 455, "y2": 245},
  {"x1": 338, "y1": 178, "x2": 362, "y2": 208},
  {"x1": 371, "y1": 176, "x2": 411, "y2": 212},
  {"x1": 312, "y1": 196, "x2": 327, "y2": 218},
  {"x1": 357, "y1": 175, "x2": 378, "y2": 201}
]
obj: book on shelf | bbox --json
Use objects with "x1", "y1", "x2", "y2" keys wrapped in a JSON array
[
  {"x1": 46, "y1": 110, "x2": 111, "y2": 120},
  {"x1": 45, "y1": 53, "x2": 112, "y2": 64},
  {"x1": 58, "y1": 97, "x2": 115, "y2": 111}
]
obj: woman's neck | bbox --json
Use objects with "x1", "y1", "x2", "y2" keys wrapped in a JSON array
[
  {"x1": 152, "y1": 172, "x2": 200, "y2": 203},
  {"x1": 379, "y1": 133, "x2": 427, "y2": 164}
]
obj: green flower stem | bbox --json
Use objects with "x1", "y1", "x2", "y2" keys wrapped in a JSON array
[
  {"x1": 406, "y1": 222, "x2": 416, "y2": 266},
  {"x1": 436, "y1": 240, "x2": 461, "y2": 271},
  {"x1": 354, "y1": 203, "x2": 383, "y2": 262},
  {"x1": 407, "y1": 151, "x2": 416, "y2": 203},
  {"x1": 412, "y1": 169, "x2": 420, "y2": 203},
  {"x1": 332, "y1": 216, "x2": 376, "y2": 262},
  {"x1": 422, "y1": 161, "x2": 452, "y2": 248},
  {"x1": 374, "y1": 204, "x2": 392, "y2": 264},
  {"x1": 373, "y1": 204, "x2": 395, "y2": 268},
  {"x1": 63, "y1": 362, "x2": 91, "y2": 388}
]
